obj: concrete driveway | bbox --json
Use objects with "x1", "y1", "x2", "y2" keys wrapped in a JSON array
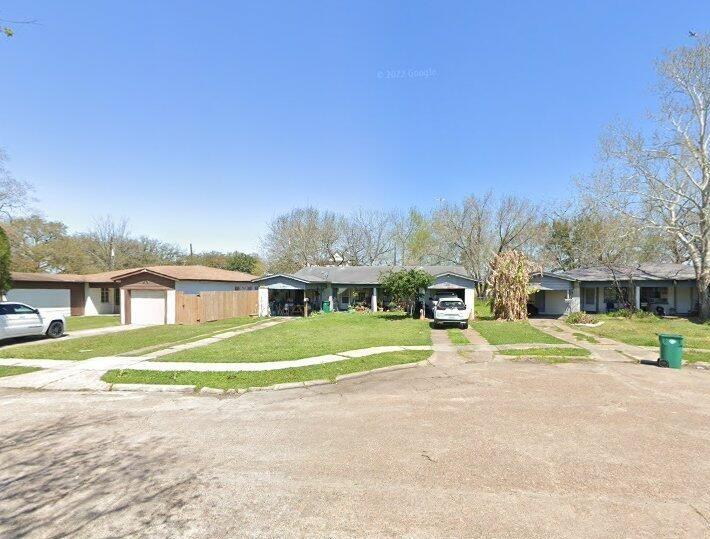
[{"x1": 1, "y1": 349, "x2": 708, "y2": 537}]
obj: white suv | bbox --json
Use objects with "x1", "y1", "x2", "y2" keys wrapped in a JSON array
[
  {"x1": 433, "y1": 297, "x2": 470, "y2": 329},
  {"x1": 0, "y1": 302, "x2": 65, "y2": 341}
]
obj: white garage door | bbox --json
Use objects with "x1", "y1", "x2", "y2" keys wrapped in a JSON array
[
  {"x1": 6, "y1": 288, "x2": 71, "y2": 317},
  {"x1": 130, "y1": 290, "x2": 166, "y2": 325}
]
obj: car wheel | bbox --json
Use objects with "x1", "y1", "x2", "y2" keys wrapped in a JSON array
[
  {"x1": 461, "y1": 322, "x2": 468, "y2": 330},
  {"x1": 46, "y1": 320, "x2": 64, "y2": 339}
]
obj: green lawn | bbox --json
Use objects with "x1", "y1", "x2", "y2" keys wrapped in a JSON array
[
  {"x1": 446, "y1": 328, "x2": 470, "y2": 344},
  {"x1": 470, "y1": 300, "x2": 564, "y2": 345},
  {"x1": 500, "y1": 347, "x2": 591, "y2": 357},
  {"x1": 103, "y1": 350, "x2": 431, "y2": 390},
  {"x1": 159, "y1": 312, "x2": 431, "y2": 363},
  {"x1": 0, "y1": 317, "x2": 257, "y2": 361},
  {"x1": 0, "y1": 365, "x2": 41, "y2": 378},
  {"x1": 683, "y1": 350, "x2": 710, "y2": 364},
  {"x1": 580, "y1": 315, "x2": 710, "y2": 350},
  {"x1": 66, "y1": 315, "x2": 121, "y2": 332},
  {"x1": 471, "y1": 320, "x2": 564, "y2": 345}
]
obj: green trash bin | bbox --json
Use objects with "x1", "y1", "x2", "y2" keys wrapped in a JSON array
[
  {"x1": 322, "y1": 300, "x2": 331, "y2": 313},
  {"x1": 658, "y1": 333, "x2": 683, "y2": 369}
]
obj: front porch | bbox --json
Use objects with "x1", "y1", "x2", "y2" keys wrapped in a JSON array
[{"x1": 580, "y1": 282, "x2": 697, "y2": 315}]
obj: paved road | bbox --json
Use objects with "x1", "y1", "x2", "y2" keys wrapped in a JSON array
[{"x1": 1, "y1": 345, "x2": 709, "y2": 537}]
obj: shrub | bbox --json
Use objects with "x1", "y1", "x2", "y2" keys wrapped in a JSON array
[
  {"x1": 607, "y1": 308, "x2": 656, "y2": 319},
  {"x1": 567, "y1": 311, "x2": 598, "y2": 324}
]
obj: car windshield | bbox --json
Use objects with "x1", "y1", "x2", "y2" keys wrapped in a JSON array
[{"x1": 439, "y1": 300, "x2": 463, "y2": 309}]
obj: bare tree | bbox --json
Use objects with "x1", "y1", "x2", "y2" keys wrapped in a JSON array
[
  {"x1": 341, "y1": 209, "x2": 395, "y2": 265},
  {"x1": 391, "y1": 208, "x2": 434, "y2": 265},
  {"x1": 85, "y1": 216, "x2": 131, "y2": 270},
  {"x1": 432, "y1": 193, "x2": 541, "y2": 294},
  {"x1": 261, "y1": 207, "x2": 343, "y2": 273},
  {"x1": 0, "y1": 150, "x2": 34, "y2": 219},
  {"x1": 586, "y1": 36, "x2": 710, "y2": 319}
]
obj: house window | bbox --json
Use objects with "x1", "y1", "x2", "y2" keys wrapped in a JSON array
[
  {"x1": 583, "y1": 288, "x2": 595, "y2": 306},
  {"x1": 100, "y1": 288, "x2": 110, "y2": 303}
]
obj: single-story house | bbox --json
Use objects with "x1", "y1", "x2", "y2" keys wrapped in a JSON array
[
  {"x1": 253, "y1": 265, "x2": 478, "y2": 317},
  {"x1": 529, "y1": 263, "x2": 699, "y2": 316},
  {"x1": 7, "y1": 265, "x2": 257, "y2": 325}
]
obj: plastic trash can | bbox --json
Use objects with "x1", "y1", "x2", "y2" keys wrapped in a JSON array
[
  {"x1": 322, "y1": 300, "x2": 331, "y2": 313},
  {"x1": 658, "y1": 333, "x2": 683, "y2": 369}
]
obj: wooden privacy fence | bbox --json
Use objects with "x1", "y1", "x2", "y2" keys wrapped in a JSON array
[{"x1": 175, "y1": 290, "x2": 259, "y2": 325}]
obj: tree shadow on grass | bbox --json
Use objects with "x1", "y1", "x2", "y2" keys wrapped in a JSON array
[{"x1": 0, "y1": 416, "x2": 201, "y2": 538}]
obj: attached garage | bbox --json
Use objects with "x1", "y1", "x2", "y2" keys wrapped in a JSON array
[
  {"x1": 128, "y1": 289, "x2": 166, "y2": 325},
  {"x1": 6, "y1": 288, "x2": 71, "y2": 317}
]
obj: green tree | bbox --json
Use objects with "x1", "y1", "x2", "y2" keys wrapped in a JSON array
[
  {"x1": 225, "y1": 251, "x2": 261, "y2": 274},
  {"x1": 0, "y1": 226, "x2": 12, "y2": 294},
  {"x1": 379, "y1": 268, "x2": 433, "y2": 315}
]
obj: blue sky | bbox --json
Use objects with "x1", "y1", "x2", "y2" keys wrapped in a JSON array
[{"x1": 1, "y1": 1, "x2": 706, "y2": 253}]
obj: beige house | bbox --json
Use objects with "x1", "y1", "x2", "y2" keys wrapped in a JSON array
[{"x1": 8, "y1": 265, "x2": 257, "y2": 325}]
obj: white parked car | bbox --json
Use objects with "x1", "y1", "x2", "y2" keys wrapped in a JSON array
[
  {"x1": 433, "y1": 296, "x2": 470, "y2": 329},
  {"x1": 0, "y1": 302, "x2": 65, "y2": 341}
]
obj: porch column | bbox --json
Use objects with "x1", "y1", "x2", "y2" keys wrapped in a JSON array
[
  {"x1": 569, "y1": 284, "x2": 581, "y2": 313},
  {"x1": 635, "y1": 286, "x2": 641, "y2": 310},
  {"x1": 371, "y1": 287, "x2": 377, "y2": 312},
  {"x1": 673, "y1": 281, "x2": 677, "y2": 313}
]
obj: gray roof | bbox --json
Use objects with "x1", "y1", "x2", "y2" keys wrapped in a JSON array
[
  {"x1": 559, "y1": 264, "x2": 696, "y2": 282},
  {"x1": 259, "y1": 265, "x2": 476, "y2": 285}
]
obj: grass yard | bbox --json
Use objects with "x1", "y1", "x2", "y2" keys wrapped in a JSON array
[
  {"x1": 500, "y1": 347, "x2": 591, "y2": 357},
  {"x1": 103, "y1": 349, "x2": 431, "y2": 390},
  {"x1": 580, "y1": 315, "x2": 710, "y2": 350},
  {"x1": 159, "y1": 312, "x2": 431, "y2": 363},
  {"x1": 446, "y1": 328, "x2": 470, "y2": 344},
  {"x1": 470, "y1": 299, "x2": 564, "y2": 345},
  {"x1": 684, "y1": 350, "x2": 710, "y2": 363},
  {"x1": 0, "y1": 317, "x2": 257, "y2": 360},
  {"x1": 66, "y1": 315, "x2": 121, "y2": 332},
  {"x1": 0, "y1": 365, "x2": 41, "y2": 378},
  {"x1": 471, "y1": 320, "x2": 564, "y2": 345}
]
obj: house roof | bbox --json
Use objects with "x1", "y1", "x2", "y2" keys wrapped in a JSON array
[
  {"x1": 260, "y1": 265, "x2": 477, "y2": 285},
  {"x1": 558, "y1": 263, "x2": 696, "y2": 282},
  {"x1": 11, "y1": 265, "x2": 256, "y2": 285},
  {"x1": 110, "y1": 265, "x2": 256, "y2": 282}
]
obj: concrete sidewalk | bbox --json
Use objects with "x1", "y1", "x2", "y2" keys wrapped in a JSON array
[
  {"x1": 0, "y1": 323, "x2": 141, "y2": 350},
  {"x1": 0, "y1": 344, "x2": 435, "y2": 391},
  {"x1": 528, "y1": 318, "x2": 658, "y2": 362}
]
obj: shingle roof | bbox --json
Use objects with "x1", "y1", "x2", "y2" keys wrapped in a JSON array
[
  {"x1": 11, "y1": 265, "x2": 256, "y2": 285},
  {"x1": 110, "y1": 265, "x2": 256, "y2": 282},
  {"x1": 559, "y1": 264, "x2": 696, "y2": 282},
  {"x1": 284, "y1": 265, "x2": 476, "y2": 285}
]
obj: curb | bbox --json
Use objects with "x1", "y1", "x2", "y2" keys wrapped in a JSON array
[{"x1": 110, "y1": 383, "x2": 196, "y2": 393}]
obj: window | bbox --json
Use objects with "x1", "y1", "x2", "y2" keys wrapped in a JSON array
[
  {"x1": 583, "y1": 288, "x2": 596, "y2": 306},
  {"x1": 100, "y1": 288, "x2": 110, "y2": 303},
  {"x1": 3, "y1": 304, "x2": 36, "y2": 314}
]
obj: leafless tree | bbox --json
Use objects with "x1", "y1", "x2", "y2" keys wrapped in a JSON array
[
  {"x1": 261, "y1": 207, "x2": 343, "y2": 273},
  {"x1": 585, "y1": 36, "x2": 710, "y2": 319},
  {"x1": 432, "y1": 193, "x2": 541, "y2": 294},
  {"x1": 85, "y1": 216, "x2": 131, "y2": 270},
  {"x1": 0, "y1": 150, "x2": 34, "y2": 219},
  {"x1": 341, "y1": 209, "x2": 395, "y2": 265}
]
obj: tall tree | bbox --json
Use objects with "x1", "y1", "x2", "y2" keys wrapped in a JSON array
[
  {"x1": 0, "y1": 150, "x2": 33, "y2": 219},
  {"x1": 0, "y1": 225, "x2": 12, "y2": 294},
  {"x1": 586, "y1": 36, "x2": 710, "y2": 318},
  {"x1": 3, "y1": 215, "x2": 69, "y2": 272},
  {"x1": 432, "y1": 193, "x2": 540, "y2": 293},
  {"x1": 261, "y1": 207, "x2": 343, "y2": 272}
]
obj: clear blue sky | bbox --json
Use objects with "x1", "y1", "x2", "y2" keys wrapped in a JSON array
[{"x1": 1, "y1": 1, "x2": 706, "y2": 253}]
